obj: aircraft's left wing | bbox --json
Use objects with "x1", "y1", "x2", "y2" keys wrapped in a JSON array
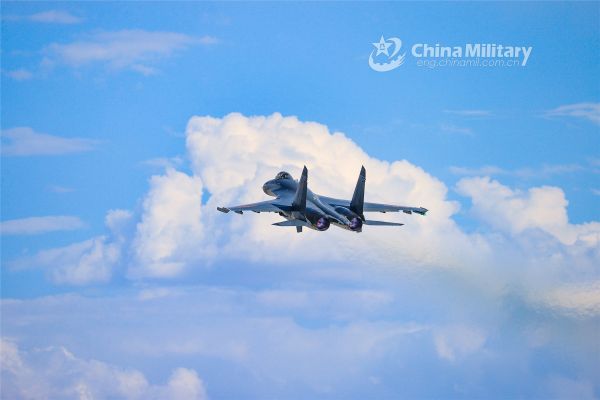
[
  {"x1": 320, "y1": 196, "x2": 428, "y2": 215},
  {"x1": 217, "y1": 200, "x2": 289, "y2": 215}
]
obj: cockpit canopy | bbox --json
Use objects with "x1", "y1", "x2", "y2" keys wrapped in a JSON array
[{"x1": 275, "y1": 171, "x2": 292, "y2": 180}]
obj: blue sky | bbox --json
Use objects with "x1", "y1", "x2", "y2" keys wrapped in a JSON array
[{"x1": 1, "y1": 2, "x2": 599, "y2": 399}]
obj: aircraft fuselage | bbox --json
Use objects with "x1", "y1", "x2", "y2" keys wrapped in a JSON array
[
  {"x1": 217, "y1": 166, "x2": 426, "y2": 233},
  {"x1": 262, "y1": 178, "x2": 361, "y2": 231}
]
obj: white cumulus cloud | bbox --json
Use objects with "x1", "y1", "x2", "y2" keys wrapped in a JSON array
[
  {"x1": 0, "y1": 338, "x2": 207, "y2": 400},
  {"x1": 182, "y1": 112, "x2": 484, "y2": 272},
  {"x1": 9, "y1": 209, "x2": 132, "y2": 285},
  {"x1": 129, "y1": 168, "x2": 206, "y2": 279},
  {"x1": 456, "y1": 176, "x2": 600, "y2": 247}
]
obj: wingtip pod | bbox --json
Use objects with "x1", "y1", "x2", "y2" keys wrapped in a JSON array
[
  {"x1": 414, "y1": 207, "x2": 428, "y2": 216},
  {"x1": 217, "y1": 207, "x2": 230, "y2": 213}
]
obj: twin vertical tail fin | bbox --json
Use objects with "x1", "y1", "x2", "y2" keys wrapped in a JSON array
[
  {"x1": 350, "y1": 166, "x2": 366, "y2": 218},
  {"x1": 292, "y1": 166, "x2": 308, "y2": 216},
  {"x1": 291, "y1": 166, "x2": 308, "y2": 233}
]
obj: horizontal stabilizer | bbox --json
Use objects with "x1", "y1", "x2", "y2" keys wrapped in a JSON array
[
  {"x1": 273, "y1": 219, "x2": 310, "y2": 227},
  {"x1": 363, "y1": 220, "x2": 404, "y2": 226}
]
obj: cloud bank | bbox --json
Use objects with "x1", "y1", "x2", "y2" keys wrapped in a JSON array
[
  {"x1": 10, "y1": 113, "x2": 599, "y2": 312},
  {"x1": 1, "y1": 338, "x2": 207, "y2": 400},
  {"x1": 3, "y1": 113, "x2": 599, "y2": 398}
]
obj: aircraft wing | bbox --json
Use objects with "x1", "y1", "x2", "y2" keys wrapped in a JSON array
[
  {"x1": 363, "y1": 202, "x2": 428, "y2": 215},
  {"x1": 320, "y1": 196, "x2": 428, "y2": 215},
  {"x1": 217, "y1": 200, "x2": 290, "y2": 214}
]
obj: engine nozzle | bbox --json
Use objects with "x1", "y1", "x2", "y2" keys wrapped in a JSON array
[
  {"x1": 348, "y1": 216, "x2": 363, "y2": 231},
  {"x1": 314, "y1": 216, "x2": 330, "y2": 231}
]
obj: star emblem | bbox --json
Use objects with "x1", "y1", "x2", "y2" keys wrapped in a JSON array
[{"x1": 372, "y1": 35, "x2": 392, "y2": 57}]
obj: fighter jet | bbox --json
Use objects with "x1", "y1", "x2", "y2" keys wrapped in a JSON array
[{"x1": 217, "y1": 166, "x2": 428, "y2": 233}]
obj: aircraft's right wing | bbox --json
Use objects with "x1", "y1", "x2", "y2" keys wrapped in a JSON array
[
  {"x1": 320, "y1": 196, "x2": 428, "y2": 215},
  {"x1": 217, "y1": 200, "x2": 290, "y2": 215},
  {"x1": 362, "y1": 202, "x2": 428, "y2": 215}
]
